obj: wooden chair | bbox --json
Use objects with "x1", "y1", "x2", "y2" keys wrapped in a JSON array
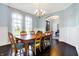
[
  {"x1": 43, "y1": 32, "x2": 52, "y2": 48},
  {"x1": 30, "y1": 31, "x2": 35, "y2": 35},
  {"x1": 32, "y1": 33, "x2": 42, "y2": 55},
  {"x1": 36, "y1": 31, "x2": 43, "y2": 35},
  {"x1": 8, "y1": 32, "x2": 26, "y2": 56},
  {"x1": 20, "y1": 31, "x2": 27, "y2": 36}
]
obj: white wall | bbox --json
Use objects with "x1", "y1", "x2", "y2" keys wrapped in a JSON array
[
  {"x1": 0, "y1": 27, "x2": 10, "y2": 46},
  {"x1": 59, "y1": 4, "x2": 79, "y2": 55},
  {"x1": 59, "y1": 26, "x2": 79, "y2": 55},
  {"x1": 52, "y1": 18, "x2": 59, "y2": 36}
]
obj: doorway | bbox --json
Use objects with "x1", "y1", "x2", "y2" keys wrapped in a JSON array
[{"x1": 46, "y1": 20, "x2": 50, "y2": 31}]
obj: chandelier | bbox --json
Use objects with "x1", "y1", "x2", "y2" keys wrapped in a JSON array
[
  {"x1": 34, "y1": 9, "x2": 45, "y2": 17},
  {"x1": 34, "y1": 4, "x2": 45, "y2": 17}
]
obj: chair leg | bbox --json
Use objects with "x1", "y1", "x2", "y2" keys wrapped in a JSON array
[
  {"x1": 13, "y1": 48, "x2": 18, "y2": 56},
  {"x1": 39, "y1": 46, "x2": 41, "y2": 52},
  {"x1": 31, "y1": 47, "x2": 34, "y2": 55},
  {"x1": 43, "y1": 42, "x2": 45, "y2": 49},
  {"x1": 15, "y1": 49, "x2": 17, "y2": 56},
  {"x1": 21, "y1": 48, "x2": 24, "y2": 56},
  {"x1": 35, "y1": 48, "x2": 36, "y2": 55},
  {"x1": 34, "y1": 47, "x2": 36, "y2": 55},
  {"x1": 20, "y1": 49, "x2": 21, "y2": 56},
  {"x1": 24, "y1": 46, "x2": 28, "y2": 55},
  {"x1": 20, "y1": 49, "x2": 24, "y2": 56}
]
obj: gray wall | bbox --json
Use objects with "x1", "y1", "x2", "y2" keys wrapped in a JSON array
[
  {"x1": 0, "y1": 4, "x2": 9, "y2": 46},
  {"x1": 0, "y1": 4, "x2": 9, "y2": 26},
  {"x1": 0, "y1": 3, "x2": 38, "y2": 46}
]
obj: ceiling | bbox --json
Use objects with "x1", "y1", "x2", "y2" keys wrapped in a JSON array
[{"x1": 4, "y1": 3, "x2": 72, "y2": 15}]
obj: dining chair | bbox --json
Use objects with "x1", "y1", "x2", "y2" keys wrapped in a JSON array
[
  {"x1": 30, "y1": 31, "x2": 35, "y2": 35},
  {"x1": 43, "y1": 32, "x2": 51, "y2": 49},
  {"x1": 32, "y1": 33, "x2": 42, "y2": 55},
  {"x1": 36, "y1": 31, "x2": 43, "y2": 35},
  {"x1": 20, "y1": 31, "x2": 27, "y2": 36},
  {"x1": 8, "y1": 32, "x2": 25, "y2": 56}
]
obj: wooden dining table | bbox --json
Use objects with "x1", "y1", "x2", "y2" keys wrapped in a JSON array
[
  {"x1": 15, "y1": 34, "x2": 36, "y2": 42},
  {"x1": 15, "y1": 32, "x2": 52, "y2": 55},
  {"x1": 15, "y1": 32, "x2": 52, "y2": 43}
]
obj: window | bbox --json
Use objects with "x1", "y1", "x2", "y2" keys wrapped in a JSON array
[
  {"x1": 25, "y1": 16, "x2": 32, "y2": 34},
  {"x1": 12, "y1": 12, "x2": 23, "y2": 35}
]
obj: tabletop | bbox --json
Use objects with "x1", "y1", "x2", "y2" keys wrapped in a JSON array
[
  {"x1": 15, "y1": 34, "x2": 36, "y2": 40},
  {"x1": 15, "y1": 32, "x2": 52, "y2": 41}
]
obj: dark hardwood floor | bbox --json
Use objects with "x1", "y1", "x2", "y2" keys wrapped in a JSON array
[
  {"x1": 0, "y1": 44, "x2": 11, "y2": 56},
  {"x1": 0, "y1": 39, "x2": 78, "y2": 56}
]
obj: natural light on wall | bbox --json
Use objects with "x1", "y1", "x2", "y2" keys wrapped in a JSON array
[
  {"x1": 12, "y1": 12, "x2": 23, "y2": 36},
  {"x1": 48, "y1": 15, "x2": 59, "y2": 20},
  {"x1": 25, "y1": 16, "x2": 32, "y2": 34}
]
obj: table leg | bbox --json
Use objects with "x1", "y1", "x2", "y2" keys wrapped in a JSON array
[{"x1": 24, "y1": 44, "x2": 29, "y2": 56}]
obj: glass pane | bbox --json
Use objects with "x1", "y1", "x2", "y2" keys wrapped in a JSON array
[
  {"x1": 25, "y1": 16, "x2": 32, "y2": 32},
  {"x1": 12, "y1": 19, "x2": 22, "y2": 24},
  {"x1": 12, "y1": 13, "x2": 23, "y2": 19},
  {"x1": 12, "y1": 12, "x2": 23, "y2": 35},
  {"x1": 12, "y1": 13, "x2": 17, "y2": 18}
]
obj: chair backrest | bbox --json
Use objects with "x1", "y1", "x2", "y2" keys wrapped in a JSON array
[
  {"x1": 36, "y1": 31, "x2": 43, "y2": 35},
  {"x1": 35, "y1": 33, "x2": 42, "y2": 45},
  {"x1": 44, "y1": 32, "x2": 52, "y2": 40},
  {"x1": 8, "y1": 32, "x2": 16, "y2": 45},
  {"x1": 20, "y1": 31, "x2": 27, "y2": 36},
  {"x1": 30, "y1": 31, "x2": 35, "y2": 35},
  {"x1": 20, "y1": 31, "x2": 27, "y2": 33}
]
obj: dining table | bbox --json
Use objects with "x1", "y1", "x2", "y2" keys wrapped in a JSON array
[
  {"x1": 15, "y1": 32, "x2": 52, "y2": 43},
  {"x1": 15, "y1": 32, "x2": 52, "y2": 55}
]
